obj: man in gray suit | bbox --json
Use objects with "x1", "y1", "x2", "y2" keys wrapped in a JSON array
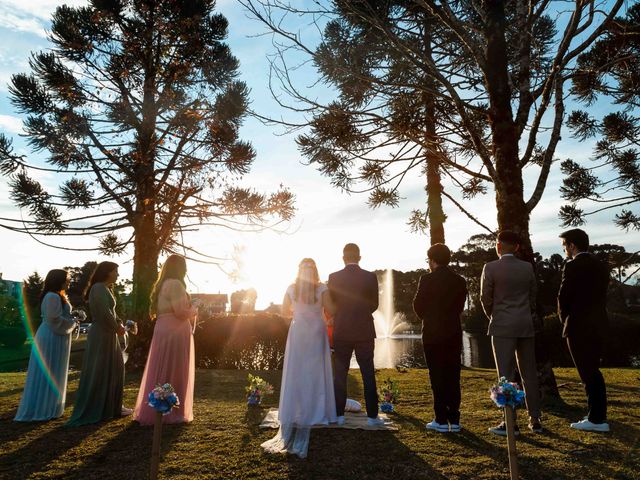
[{"x1": 481, "y1": 231, "x2": 542, "y2": 435}]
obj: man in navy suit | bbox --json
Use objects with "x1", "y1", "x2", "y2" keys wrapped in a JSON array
[
  {"x1": 413, "y1": 243, "x2": 467, "y2": 433},
  {"x1": 558, "y1": 228, "x2": 610, "y2": 432},
  {"x1": 328, "y1": 243, "x2": 384, "y2": 426}
]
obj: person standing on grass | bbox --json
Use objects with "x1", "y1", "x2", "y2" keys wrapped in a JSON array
[
  {"x1": 133, "y1": 254, "x2": 198, "y2": 425},
  {"x1": 413, "y1": 244, "x2": 467, "y2": 433},
  {"x1": 261, "y1": 258, "x2": 337, "y2": 458},
  {"x1": 329, "y1": 243, "x2": 384, "y2": 428},
  {"x1": 67, "y1": 262, "x2": 130, "y2": 426},
  {"x1": 15, "y1": 269, "x2": 79, "y2": 421},
  {"x1": 481, "y1": 231, "x2": 543, "y2": 436},
  {"x1": 558, "y1": 229, "x2": 610, "y2": 432}
]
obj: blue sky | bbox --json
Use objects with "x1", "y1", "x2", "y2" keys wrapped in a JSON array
[{"x1": 0, "y1": 0, "x2": 637, "y2": 307}]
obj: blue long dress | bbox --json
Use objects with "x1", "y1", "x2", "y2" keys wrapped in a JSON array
[{"x1": 14, "y1": 293, "x2": 76, "y2": 421}]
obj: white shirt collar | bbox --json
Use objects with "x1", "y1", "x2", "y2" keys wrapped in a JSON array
[
  {"x1": 573, "y1": 251, "x2": 589, "y2": 259},
  {"x1": 500, "y1": 254, "x2": 515, "y2": 257}
]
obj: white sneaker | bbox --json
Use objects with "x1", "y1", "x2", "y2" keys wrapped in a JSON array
[
  {"x1": 570, "y1": 419, "x2": 610, "y2": 432},
  {"x1": 336, "y1": 416, "x2": 345, "y2": 426},
  {"x1": 367, "y1": 417, "x2": 385, "y2": 427},
  {"x1": 426, "y1": 420, "x2": 449, "y2": 432},
  {"x1": 344, "y1": 398, "x2": 362, "y2": 412},
  {"x1": 121, "y1": 406, "x2": 133, "y2": 416},
  {"x1": 450, "y1": 423, "x2": 461, "y2": 433}
]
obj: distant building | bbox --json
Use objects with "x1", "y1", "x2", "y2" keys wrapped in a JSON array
[
  {"x1": 191, "y1": 293, "x2": 229, "y2": 314},
  {"x1": 230, "y1": 289, "x2": 257, "y2": 314},
  {"x1": 263, "y1": 303, "x2": 283, "y2": 315},
  {"x1": 0, "y1": 274, "x2": 22, "y2": 299}
]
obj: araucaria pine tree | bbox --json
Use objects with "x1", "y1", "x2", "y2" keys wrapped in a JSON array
[{"x1": 0, "y1": 0, "x2": 295, "y2": 335}]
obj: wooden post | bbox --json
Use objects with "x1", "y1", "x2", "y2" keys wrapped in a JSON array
[
  {"x1": 504, "y1": 405, "x2": 519, "y2": 480},
  {"x1": 150, "y1": 411, "x2": 163, "y2": 480}
]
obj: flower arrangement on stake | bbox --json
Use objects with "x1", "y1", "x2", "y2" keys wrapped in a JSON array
[
  {"x1": 245, "y1": 374, "x2": 274, "y2": 406},
  {"x1": 148, "y1": 383, "x2": 180, "y2": 414},
  {"x1": 489, "y1": 377, "x2": 526, "y2": 480},
  {"x1": 489, "y1": 377, "x2": 526, "y2": 409},
  {"x1": 379, "y1": 378, "x2": 400, "y2": 413},
  {"x1": 148, "y1": 383, "x2": 180, "y2": 480}
]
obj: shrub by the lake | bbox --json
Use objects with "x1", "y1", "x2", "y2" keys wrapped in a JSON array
[
  {"x1": 194, "y1": 313, "x2": 290, "y2": 370},
  {"x1": 0, "y1": 327, "x2": 27, "y2": 348},
  {"x1": 540, "y1": 312, "x2": 640, "y2": 367}
]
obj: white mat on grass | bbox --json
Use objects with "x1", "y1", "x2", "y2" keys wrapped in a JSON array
[{"x1": 259, "y1": 409, "x2": 398, "y2": 431}]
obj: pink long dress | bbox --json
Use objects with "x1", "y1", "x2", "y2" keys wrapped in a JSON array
[{"x1": 133, "y1": 279, "x2": 196, "y2": 425}]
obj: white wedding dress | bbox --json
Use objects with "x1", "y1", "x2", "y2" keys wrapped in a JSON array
[{"x1": 261, "y1": 284, "x2": 337, "y2": 458}]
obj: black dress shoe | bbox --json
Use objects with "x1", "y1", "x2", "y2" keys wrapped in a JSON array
[{"x1": 489, "y1": 421, "x2": 520, "y2": 437}]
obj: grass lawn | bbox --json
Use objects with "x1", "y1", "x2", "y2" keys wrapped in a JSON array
[{"x1": 0, "y1": 368, "x2": 638, "y2": 479}]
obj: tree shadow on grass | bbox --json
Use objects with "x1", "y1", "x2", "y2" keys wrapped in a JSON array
[
  {"x1": 62, "y1": 421, "x2": 192, "y2": 479},
  {"x1": 0, "y1": 386, "x2": 26, "y2": 400},
  {"x1": 284, "y1": 429, "x2": 448, "y2": 480},
  {"x1": 606, "y1": 382, "x2": 640, "y2": 394},
  {"x1": 0, "y1": 420, "x2": 100, "y2": 479},
  {"x1": 542, "y1": 395, "x2": 587, "y2": 422},
  {"x1": 386, "y1": 411, "x2": 600, "y2": 480},
  {"x1": 0, "y1": 416, "x2": 54, "y2": 445},
  {"x1": 241, "y1": 404, "x2": 271, "y2": 446}
]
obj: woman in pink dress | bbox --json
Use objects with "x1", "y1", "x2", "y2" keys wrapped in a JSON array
[{"x1": 133, "y1": 255, "x2": 197, "y2": 425}]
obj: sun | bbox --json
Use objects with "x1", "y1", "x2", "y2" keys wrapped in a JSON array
[
  {"x1": 230, "y1": 232, "x2": 348, "y2": 309},
  {"x1": 185, "y1": 230, "x2": 351, "y2": 310}
]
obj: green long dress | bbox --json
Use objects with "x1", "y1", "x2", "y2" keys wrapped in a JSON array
[{"x1": 66, "y1": 283, "x2": 124, "y2": 426}]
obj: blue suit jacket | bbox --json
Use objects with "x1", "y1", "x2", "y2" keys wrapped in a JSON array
[{"x1": 328, "y1": 264, "x2": 379, "y2": 343}]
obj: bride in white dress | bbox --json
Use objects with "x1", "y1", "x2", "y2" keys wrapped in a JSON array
[{"x1": 261, "y1": 258, "x2": 337, "y2": 458}]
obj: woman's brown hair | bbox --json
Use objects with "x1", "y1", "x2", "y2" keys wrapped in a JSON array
[
  {"x1": 149, "y1": 254, "x2": 188, "y2": 318},
  {"x1": 40, "y1": 269, "x2": 70, "y2": 305},
  {"x1": 84, "y1": 261, "x2": 118, "y2": 300}
]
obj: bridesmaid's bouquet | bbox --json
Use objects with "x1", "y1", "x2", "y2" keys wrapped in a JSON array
[
  {"x1": 246, "y1": 374, "x2": 274, "y2": 406},
  {"x1": 490, "y1": 377, "x2": 526, "y2": 408},
  {"x1": 379, "y1": 378, "x2": 400, "y2": 413},
  {"x1": 148, "y1": 383, "x2": 180, "y2": 414}
]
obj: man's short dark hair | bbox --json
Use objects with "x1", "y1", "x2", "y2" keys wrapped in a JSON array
[
  {"x1": 559, "y1": 228, "x2": 589, "y2": 252},
  {"x1": 497, "y1": 230, "x2": 521, "y2": 246},
  {"x1": 427, "y1": 243, "x2": 451, "y2": 266},
  {"x1": 343, "y1": 243, "x2": 360, "y2": 260}
]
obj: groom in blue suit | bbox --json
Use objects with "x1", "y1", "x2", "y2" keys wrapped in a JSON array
[{"x1": 329, "y1": 243, "x2": 384, "y2": 426}]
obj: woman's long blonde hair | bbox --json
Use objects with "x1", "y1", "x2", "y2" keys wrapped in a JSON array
[
  {"x1": 149, "y1": 254, "x2": 188, "y2": 318},
  {"x1": 293, "y1": 258, "x2": 321, "y2": 304}
]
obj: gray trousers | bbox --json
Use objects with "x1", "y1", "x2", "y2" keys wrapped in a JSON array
[{"x1": 491, "y1": 336, "x2": 541, "y2": 420}]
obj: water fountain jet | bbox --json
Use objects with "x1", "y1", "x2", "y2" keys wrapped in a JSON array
[{"x1": 373, "y1": 269, "x2": 409, "y2": 338}]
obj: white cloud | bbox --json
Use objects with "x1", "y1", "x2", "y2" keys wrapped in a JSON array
[
  {"x1": 0, "y1": 113, "x2": 23, "y2": 134},
  {"x1": 0, "y1": 0, "x2": 88, "y2": 21},
  {"x1": 0, "y1": 11, "x2": 47, "y2": 37}
]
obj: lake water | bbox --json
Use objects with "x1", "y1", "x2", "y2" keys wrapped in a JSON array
[{"x1": 350, "y1": 332, "x2": 494, "y2": 369}]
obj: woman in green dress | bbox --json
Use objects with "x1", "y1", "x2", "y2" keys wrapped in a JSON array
[{"x1": 67, "y1": 261, "x2": 131, "y2": 426}]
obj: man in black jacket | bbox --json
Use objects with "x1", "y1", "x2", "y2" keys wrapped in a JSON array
[
  {"x1": 558, "y1": 228, "x2": 610, "y2": 432},
  {"x1": 413, "y1": 244, "x2": 467, "y2": 433},
  {"x1": 329, "y1": 243, "x2": 384, "y2": 427}
]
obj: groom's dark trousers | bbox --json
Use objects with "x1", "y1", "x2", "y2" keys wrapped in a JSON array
[
  {"x1": 558, "y1": 252, "x2": 609, "y2": 423},
  {"x1": 413, "y1": 265, "x2": 467, "y2": 425},
  {"x1": 329, "y1": 264, "x2": 379, "y2": 418}
]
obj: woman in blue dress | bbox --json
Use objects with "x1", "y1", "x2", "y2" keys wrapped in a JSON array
[{"x1": 15, "y1": 269, "x2": 79, "y2": 421}]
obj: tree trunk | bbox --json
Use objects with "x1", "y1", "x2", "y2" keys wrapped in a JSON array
[
  {"x1": 131, "y1": 214, "x2": 159, "y2": 331},
  {"x1": 484, "y1": 0, "x2": 560, "y2": 399},
  {"x1": 130, "y1": 7, "x2": 160, "y2": 366},
  {"x1": 425, "y1": 123, "x2": 445, "y2": 245},
  {"x1": 128, "y1": 202, "x2": 159, "y2": 367},
  {"x1": 423, "y1": 17, "x2": 445, "y2": 246}
]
